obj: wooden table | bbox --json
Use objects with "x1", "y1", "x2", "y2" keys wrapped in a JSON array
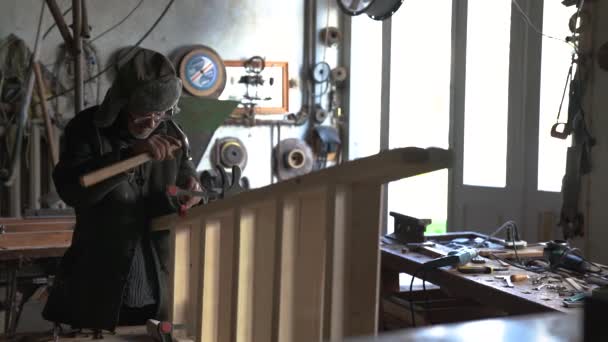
[
  {"x1": 0, "y1": 217, "x2": 74, "y2": 336},
  {"x1": 347, "y1": 312, "x2": 582, "y2": 341},
  {"x1": 381, "y1": 239, "x2": 580, "y2": 316}
]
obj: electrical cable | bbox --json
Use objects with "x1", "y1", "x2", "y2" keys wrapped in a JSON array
[
  {"x1": 511, "y1": 0, "x2": 570, "y2": 45},
  {"x1": 42, "y1": 6, "x2": 72, "y2": 40},
  {"x1": 41, "y1": 0, "x2": 175, "y2": 103},
  {"x1": 90, "y1": 0, "x2": 145, "y2": 43},
  {"x1": 555, "y1": 63, "x2": 574, "y2": 123}
]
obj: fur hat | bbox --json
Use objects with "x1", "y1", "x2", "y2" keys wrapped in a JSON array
[{"x1": 94, "y1": 48, "x2": 182, "y2": 128}]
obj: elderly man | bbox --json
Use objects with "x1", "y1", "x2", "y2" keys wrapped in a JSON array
[{"x1": 43, "y1": 48, "x2": 201, "y2": 332}]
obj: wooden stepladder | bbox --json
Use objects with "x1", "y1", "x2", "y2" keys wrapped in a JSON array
[{"x1": 150, "y1": 147, "x2": 452, "y2": 342}]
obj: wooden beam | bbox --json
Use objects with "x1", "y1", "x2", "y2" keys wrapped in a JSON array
[
  {"x1": 33, "y1": 62, "x2": 59, "y2": 165},
  {"x1": 151, "y1": 148, "x2": 452, "y2": 233},
  {"x1": 44, "y1": 0, "x2": 74, "y2": 52}
]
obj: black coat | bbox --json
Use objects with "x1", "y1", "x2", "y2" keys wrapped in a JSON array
[{"x1": 42, "y1": 106, "x2": 197, "y2": 330}]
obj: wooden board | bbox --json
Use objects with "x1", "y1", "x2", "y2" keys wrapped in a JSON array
[{"x1": 0, "y1": 217, "x2": 75, "y2": 233}]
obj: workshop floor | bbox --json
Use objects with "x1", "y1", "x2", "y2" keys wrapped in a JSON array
[{"x1": 10, "y1": 327, "x2": 153, "y2": 341}]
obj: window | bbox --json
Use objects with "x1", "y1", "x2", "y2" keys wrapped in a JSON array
[
  {"x1": 463, "y1": 0, "x2": 512, "y2": 187},
  {"x1": 387, "y1": 0, "x2": 452, "y2": 234},
  {"x1": 348, "y1": 16, "x2": 382, "y2": 160},
  {"x1": 537, "y1": 2, "x2": 574, "y2": 192}
]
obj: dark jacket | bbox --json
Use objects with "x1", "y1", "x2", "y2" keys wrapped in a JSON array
[{"x1": 42, "y1": 106, "x2": 197, "y2": 330}]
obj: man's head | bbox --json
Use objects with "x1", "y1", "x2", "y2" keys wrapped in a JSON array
[{"x1": 94, "y1": 48, "x2": 182, "y2": 133}]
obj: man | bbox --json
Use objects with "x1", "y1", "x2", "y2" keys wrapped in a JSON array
[{"x1": 43, "y1": 48, "x2": 202, "y2": 331}]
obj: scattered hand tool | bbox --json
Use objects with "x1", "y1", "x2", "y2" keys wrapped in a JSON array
[
  {"x1": 166, "y1": 185, "x2": 209, "y2": 217},
  {"x1": 510, "y1": 274, "x2": 529, "y2": 282},
  {"x1": 457, "y1": 265, "x2": 508, "y2": 274},
  {"x1": 495, "y1": 275, "x2": 514, "y2": 288},
  {"x1": 166, "y1": 165, "x2": 246, "y2": 216},
  {"x1": 146, "y1": 319, "x2": 173, "y2": 342}
]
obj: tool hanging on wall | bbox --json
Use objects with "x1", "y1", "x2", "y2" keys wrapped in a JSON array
[
  {"x1": 548, "y1": 1, "x2": 594, "y2": 240},
  {"x1": 178, "y1": 45, "x2": 226, "y2": 98},
  {"x1": 337, "y1": 0, "x2": 404, "y2": 21},
  {"x1": 274, "y1": 138, "x2": 313, "y2": 181},
  {"x1": 212, "y1": 137, "x2": 248, "y2": 171},
  {"x1": 331, "y1": 66, "x2": 347, "y2": 84},
  {"x1": 311, "y1": 125, "x2": 341, "y2": 168},
  {"x1": 313, "y1": 104, "x2": 328, "y2": 124},
  {"x1": 319, "y1": 27, "x2": 341, "y2": 47}
]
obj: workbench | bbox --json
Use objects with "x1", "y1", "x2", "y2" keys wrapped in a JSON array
[
  {"x1": 348, "y1": 312, "x2": 582, "y2": 342},
  {"x1": 381, "y1": 237, "x2": 580, "y2": 321},
  {"x1": 0, "y1": 217, "x2": 74, "y2": 337}
]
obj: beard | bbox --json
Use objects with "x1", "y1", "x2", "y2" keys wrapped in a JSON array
[{"x1": 129, "y1": 128, "x2": 154, "y2": 139}]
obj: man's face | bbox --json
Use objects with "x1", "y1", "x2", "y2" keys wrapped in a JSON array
[{"x1": 127, "y1": 111, "x2": 168, "y2": 139}]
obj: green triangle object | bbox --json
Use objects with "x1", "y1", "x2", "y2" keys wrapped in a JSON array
[{"x1": 174, "y1": 97, "x2": 238, "y2": 167}]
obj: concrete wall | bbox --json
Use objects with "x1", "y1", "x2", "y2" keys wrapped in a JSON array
[
  {"x1": 0, "y1": 0, "x2": 312, "y2": 188},
  {"x1": 584, "y1": 1, "x2": 608, "y2": 263}
]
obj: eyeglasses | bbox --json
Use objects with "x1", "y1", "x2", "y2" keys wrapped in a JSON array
[{"x1": 131, "y1": 107, "x2": 179, "y2": 124}]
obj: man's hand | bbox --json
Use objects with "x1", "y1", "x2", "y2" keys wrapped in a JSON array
[
  {"x1": 131, "y1": 135, "x2": 182, "y2": 160},
  {"x1": 180, "y1": 176, "x2": 203, "y2": 209}
]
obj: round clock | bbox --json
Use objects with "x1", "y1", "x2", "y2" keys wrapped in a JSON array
[{"x1": 179, "y1": 45, "x2": 226, "y2": 98}]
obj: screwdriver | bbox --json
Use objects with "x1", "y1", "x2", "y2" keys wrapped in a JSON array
[{"x1": 457, "y1": 265, "x2": 509, "y2": 274}]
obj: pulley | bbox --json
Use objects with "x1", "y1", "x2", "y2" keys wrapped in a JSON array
[
  {"x1": 312, "y1": 62, "x2": 331, "y2": 83},
  {"x1": 213, "y1": 137, "x2": 248, "y2": 171},
  {"x1": 274, "y1": 138, "x2": 313, "y2": 180},
  {"x1": 331, "y1": 66, "x2": 348, "y2": 83},
  {"x1": 313, "y1": 105, "x2": 328, "y2": 123}
]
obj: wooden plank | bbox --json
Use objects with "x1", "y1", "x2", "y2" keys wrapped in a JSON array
[
  {"x1": 478, "y1": 247, "x2": 544, "y2": 259},
  {"x1": 151, "y1": 148, "x2": 452, "y2": 232},
  {"x1": 236, "y1": 209, "x2": 255, "y2": 342},
  {"x1": 0, "y1": 231, "x2": 72, "y2": 249},
  {"x1": 270, "y1": 198, "x2": 285, "y2": 342},
  {"x1": 292, "y1": 189, "x2": 328, "y2": 342},
  {"x1": 189, "y1": 220, "x2": 204, "y2": 339},
  {"x1": 234, "y1": 201, "x2": 278, "y2": 342},
  {"x1": 200, "y1": 218, "x2": 220, "y2": 342},
  {"x1": 197, "y1": 211, "x2": 237, "y2": 342},
  {"x1": 169, "y1": 224, "x2": 192, "y2": 337},
  {"x1": 276, "y1": 199, "x2": 298, "y2": 342},
  {"x1": 216, "y1": 211, "x2": 237, "y2": 342},
  {"x1": 0, "y1": 218, "x2": 75, "y2": 233},
  {"x1": 343, "y1": 182, "x2": 383, "y2": 336},
  {"x1": 326, "y1": 185, "x2": 347, "y2": 340},
  {"x1": 250, "y1": 202, "x2": 278, "y2": 342}
]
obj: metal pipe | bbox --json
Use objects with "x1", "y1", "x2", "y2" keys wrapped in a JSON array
[
  {"x1": 30, "y1": 123, "x2": 41, "y2": 210},
  {"x1": 33, "y1": 62, "x2": 59, "y2": 165},
  {"x1": 304, "y1": 0, "x2": 317, "y2": 111},
  {"x1": 44, "y1": 0, "x2": 74, "y2": 51},
  {"x1": 72, "y1": 0, "x2": 84, "y2": 113},
  {"x1": 81, "y1": 0, "x2": 91, "y2": 38}
]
